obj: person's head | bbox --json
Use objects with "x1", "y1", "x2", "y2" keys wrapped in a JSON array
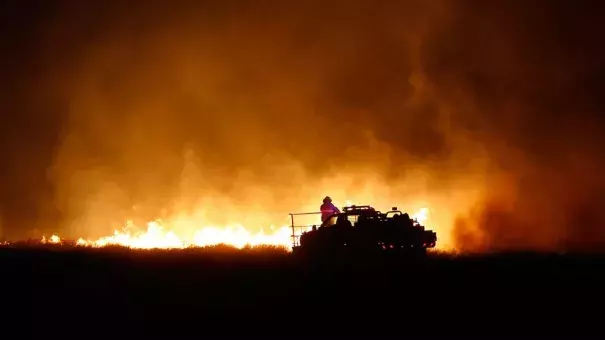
[{"x1": 323, "y1": 196, "x2": 332, "y2": 204}]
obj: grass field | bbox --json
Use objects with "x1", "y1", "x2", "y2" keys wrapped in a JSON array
[{"x1": 0, "y1": 244, "x2": 602, "y2": 336}]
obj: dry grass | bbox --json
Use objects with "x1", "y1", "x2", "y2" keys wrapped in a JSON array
[{"x1": 0, "y1": 242, "x2": 602, "y2": 335}]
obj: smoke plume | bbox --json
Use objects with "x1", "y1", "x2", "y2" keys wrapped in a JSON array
[{"x1": 1, "y1": 0, "x2": 604, "y2": 252}]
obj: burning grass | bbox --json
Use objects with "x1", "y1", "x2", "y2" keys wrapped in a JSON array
[
  {"x1": 2, "y1": 240, "x2": 601, "y2": 264},
  {"x1": 0, "y1": 242, "x2": 293, "y2": 261}
]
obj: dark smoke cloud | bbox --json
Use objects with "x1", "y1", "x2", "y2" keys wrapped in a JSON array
[
  {"x1": 425, "y1": 0, "x2": 605, "y2": 252},
  {"x1": 1, "y1": 0, "x2": 604, "y2": 252}
]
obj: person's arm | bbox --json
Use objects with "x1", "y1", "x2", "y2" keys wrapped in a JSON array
[{"x1": 333, "y1": 203, "x2": 341, "y2": 214}]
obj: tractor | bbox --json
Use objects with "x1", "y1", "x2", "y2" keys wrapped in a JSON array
[{"x1": 289, "y1": 205, "x2": 437, "y2": 257}]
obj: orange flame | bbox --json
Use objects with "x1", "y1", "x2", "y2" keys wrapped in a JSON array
[{"x1": 33, "y1": 205, "x2": 433, "y2": 250}]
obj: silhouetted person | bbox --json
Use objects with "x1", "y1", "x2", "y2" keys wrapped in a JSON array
[{"x1": 320, "y1": 196, "x2": 341, "y2": 223}]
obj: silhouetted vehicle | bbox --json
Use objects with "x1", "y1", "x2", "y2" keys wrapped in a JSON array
[{"x1": 289, "y1": 205, "x2": 437, "y2": 257}]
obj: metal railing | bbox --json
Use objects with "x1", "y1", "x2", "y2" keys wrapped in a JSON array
[{"x1": 288, "y1": 211, "x2": 321, "y2": 247}]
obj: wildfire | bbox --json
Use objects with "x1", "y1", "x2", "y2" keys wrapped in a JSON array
[
  {"x1": 72, "y1": 221, "x2": 294, "y2": 250},
  {"x1": 41, "y1": 234, "x2": 62, "y2": 245},
  {"x1": 17, "y1": 205, "x2": 433, "y2": 251}
]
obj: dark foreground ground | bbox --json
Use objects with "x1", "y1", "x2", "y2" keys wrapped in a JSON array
[{"x1": 1, "y1": 245, "x2": 603, "y2": 338}]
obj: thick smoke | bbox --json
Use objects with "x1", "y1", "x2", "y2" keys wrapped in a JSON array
[
  {"x1": 1, "y1": 0, "x2": 604, "y2": 252},
  {"x1": 427, "y1": 0, "x2": 605, "y2": 252}
]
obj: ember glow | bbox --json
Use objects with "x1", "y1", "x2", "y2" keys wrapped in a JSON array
[{"x1": 31, "y1": 206, "x2": 432, "y2": 251}]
